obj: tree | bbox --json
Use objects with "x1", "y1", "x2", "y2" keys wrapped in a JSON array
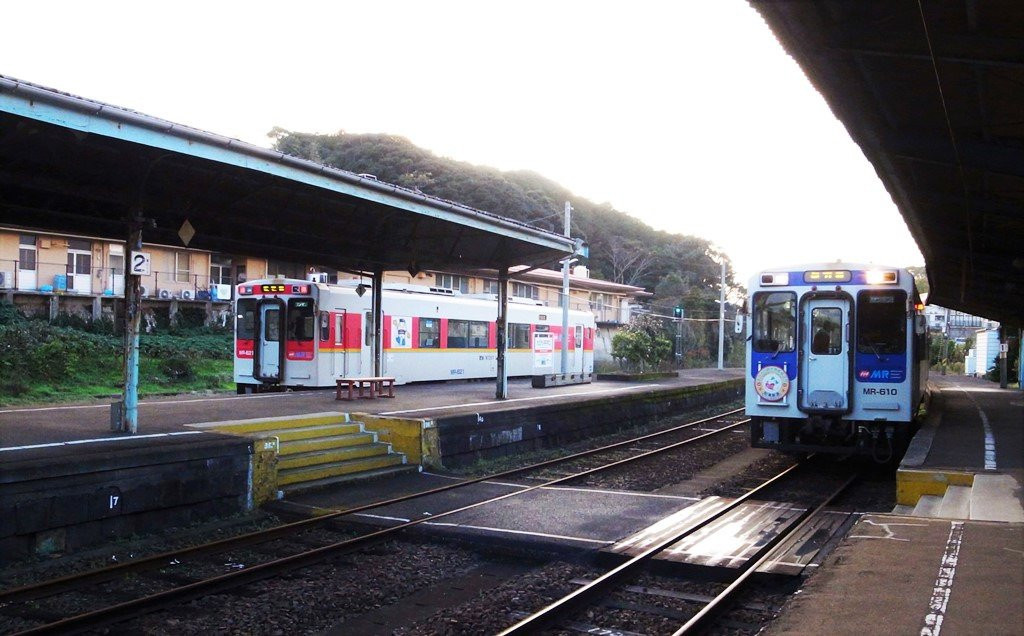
[{"x1": 611, "y1": 314, "x2": 672, "y2": 372}]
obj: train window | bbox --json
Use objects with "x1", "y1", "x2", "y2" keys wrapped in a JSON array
[
  {"x1": 752, "y1": 292, "x2": 796, "y2": 353},
  {"x1": 287, "y1": 298, "x2": 315, "y2": 341},
  {"x1": 575, "y1": 325, "x2": 583, "y2": 348},
  {"x1": 468, "y1": 321, "x2": 489, "y2": 348},
  {"x1": 857, "y1": 290, "x2": 907, "y2": 355},
  {"x1": 365, "y1": 312, "x2": 373, "y2": 347},
  {"x1": 319, "y1": 312, "x2": 330, "y2": 342},
  {"x1": 236, "y1": 299, "x2": 256, "y2": 340},
  {"x1": 264, "y1": 309, "x2": 280, "y2": 342},
  {"x1": 447, "y1": 319, "x2": 468, "y2": 348},
  {"x1": 810, "y1": 308, "x2": 842, "y2": 355},
  {"x1": 419, "y1": 318, "x2": 440, "y2": 348},
  {"x1": 509, "y1": 323, "x2": 531, "y2": 349}
]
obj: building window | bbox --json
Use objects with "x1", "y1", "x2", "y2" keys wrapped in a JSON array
[
  {"x1": 512, "y1": 282, "x2": 539, "y2": 300},
  {"x1": 18, "y1": 235, "x2": 36, "y2": 271},
  {"x1": 210, "y1": 255, "x2": 233, "y2": 285},
  {"x1": 419, "y1": 318, "x2": 440, "y2": 348},
  {"x1": 267, "y1": 260, "x2": 305, "y2": 280},
  {"x1": 483, "y1": 279, "x2": 500, "y2": 294},
  {"x1": 174, "y1": 252, "x2": 191, "y2": 283},
  {"x1": 436, "y1": 273, "x2": 469, "y2": 293}
]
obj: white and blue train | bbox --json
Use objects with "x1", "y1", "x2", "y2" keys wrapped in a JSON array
[{"x1": 744, "y1": 263, "x2": 929, "y2": 460}]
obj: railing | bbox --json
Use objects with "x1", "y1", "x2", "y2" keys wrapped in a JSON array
[{"x1": 1, "y1": 260, "x2": 232, "y2": 301}]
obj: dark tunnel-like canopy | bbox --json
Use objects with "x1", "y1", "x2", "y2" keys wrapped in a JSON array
[
  {"x1": 0, "y1": 76, "x2": 575, "y2": 275},
  {"x1": 753, "y1": 1, "x2": 1024, "y2": 326}
]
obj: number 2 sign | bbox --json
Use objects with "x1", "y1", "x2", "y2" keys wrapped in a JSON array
[{"x1": 130, "y1": 251, "x2": 152, "y2": 276}]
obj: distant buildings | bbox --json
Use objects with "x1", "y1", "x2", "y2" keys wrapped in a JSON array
[
  {"x1": 923, "y1": 298, "x2": 1002, "y2": 377},
  {"x1": 1, "y1": 225, "x2": 648, "y2": 359}
]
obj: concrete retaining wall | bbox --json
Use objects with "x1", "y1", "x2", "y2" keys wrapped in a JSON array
[
  {"x1": 0, "y1": 433, "x2": 252, "y2": 562},
  {"x1": 432, "y1": 379, "x2": 743, "y2": 467}
]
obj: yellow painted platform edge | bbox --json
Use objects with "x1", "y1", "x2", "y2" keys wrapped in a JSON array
[
  {"x1": 186, "y1": 411, "x2": 351, "y2": 431},
  {"x1": 896, "y1": 468, "x2": 975, "y2": 506}
]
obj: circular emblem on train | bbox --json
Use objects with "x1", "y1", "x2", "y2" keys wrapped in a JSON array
[{"x1": 754, "y1": 366, "x2": 790, "y2": 402}]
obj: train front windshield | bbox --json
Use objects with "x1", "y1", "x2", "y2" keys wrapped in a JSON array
[
  {"x1": 752, "y1": 292, "x2": 796, "y2": 353},
  {"x1": 236, "y1": 299, "x2": 256, "y2": 339},
  {"x1": 857, "y1": 290, "x2": 907, "y2": 354}
]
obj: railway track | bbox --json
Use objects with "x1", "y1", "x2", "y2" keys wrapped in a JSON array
[
  {"x1": 0, "y1": 406, "x2": 748, "y2": 635},
  {"x1": 497, "y1": 457, "x2": 860, "y2": 635}
]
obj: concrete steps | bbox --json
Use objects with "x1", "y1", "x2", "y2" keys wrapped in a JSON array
[
  {"x1": 894, "y1": 474, "x2": 1024, "y2": 522},
  {"x1": 278, "y1": 453, "x2": 409, "y2": 487},
  {"x1": 194, "y1": 412, "x2": 410, "y2": 495},
  {"x1": 279, "y1": 465, "x2": 419, "y2": 496}
]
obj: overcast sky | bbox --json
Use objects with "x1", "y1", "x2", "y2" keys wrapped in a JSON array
[{"x1": 2, "y1": 0, "x2": 923, "y2": 283}]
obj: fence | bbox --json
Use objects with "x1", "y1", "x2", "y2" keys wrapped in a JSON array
[{"x1": 1, "y1": 259, "x2": 232, "y2": 301}]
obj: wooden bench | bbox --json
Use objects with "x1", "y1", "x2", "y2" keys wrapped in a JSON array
[{"x1": 335, "y1": 376, "x2": 396, "y2": 401}]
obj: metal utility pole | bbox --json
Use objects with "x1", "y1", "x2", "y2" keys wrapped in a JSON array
[
  {"x1": 496, "y1": 267, "x2": 509, "y2": 398},
  {"x1": 674, "y1": 306, "x2": 684, "y2": 364},
  {"x1": 118, "y1": 217, "x2": 144, "y2": 434},
  {"x1": 372, "y1": 268, "x2": 383, "y2": 377},
  {"x1": 560, "y1": 201, "x2": 571, "y2": 375},
  {"x1": 717, "y1": 259, "x2": 726, "y2": 370}
]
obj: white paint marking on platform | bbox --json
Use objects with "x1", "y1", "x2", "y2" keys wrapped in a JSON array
[
  {"x1": 379, "y1": 384, "x2": 662, "y2": 416},
  {"x1": 920, "y1": 521, "x2": 964, "y2": 636},
  {"x1": 957, "y1": 387, "x2": 997, "y2": 470},
  {"x1": 352, "y1": 513, "x2": 612, "y2": 545},
  {"x1": 0, "y1": 430, "x2": 205, "y2": 452},
  {"x1": 0, "y1": 390, "x2": 313, "y2": 415},
  {"x1": 850, "y1": 519, "x2": 928, "y2": 542}
]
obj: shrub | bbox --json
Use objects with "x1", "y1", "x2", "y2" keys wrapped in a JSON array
[
  {"x1": 0, "y1": 301, "x2": 24, "y2": 326},
  {"x1": 612, "y1": 314, "x2": 672, "y2": 372},
  {"x1": 160, "y1": 353, "x2": 197, "y2": 382}
]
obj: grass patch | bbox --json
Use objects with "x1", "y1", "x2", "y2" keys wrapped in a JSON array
[{"x1": 0, "y1": 305, "x2": 234, "y2": 406}]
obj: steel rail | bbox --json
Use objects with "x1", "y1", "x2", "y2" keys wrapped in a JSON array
[
  {"x1": 11, "y1": 414, "x2": 749, "y2": 635},
  {"x1": 497, "y1": 456, "x2": 806, "y2": 636},
  {"x1": 673, "y1": 470, "x2": 860, "y2": 635},
  {"x1": 1, "y1": 406, "x2": 743, "y2": 604}
]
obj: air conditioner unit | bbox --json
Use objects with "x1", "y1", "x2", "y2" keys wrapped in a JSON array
[
  {"x1": 212, "y1": 284, "x2": 232, "y2": 300},
  {"x1": 158, "y1": 289, "x2": 172, "y2": 300},
  {"x1": 0, "y1": 271, "x2": 12, "y2": 289},
  {"x1": 181, "y1": 290, "x2": 195, "y2": 301},
  {"x1": 140, "y1": 285, "x2": 149, "y2": 297}
]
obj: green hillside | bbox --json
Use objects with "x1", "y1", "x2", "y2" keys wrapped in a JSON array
[{"x1": 270, "y1": 129, "x2": 737, "y2": 318}]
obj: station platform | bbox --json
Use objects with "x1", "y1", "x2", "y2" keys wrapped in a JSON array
[
  {"x1": 897, "y1": 375, "x2": 1023, "y2": 522},
  {"x1": 771, "y1": 375, "x2": 1023, "y2": 634},
  {"x1": 0, "y1": 370, "x2": 743, "y2": 560},
  {"x1": 0, "y1": 369, "x2": 742, "y2": 448}
]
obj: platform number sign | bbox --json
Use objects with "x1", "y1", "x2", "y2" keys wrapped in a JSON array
[{"x1": 129, "y1": 251, "x2": 151, "y2": 276}]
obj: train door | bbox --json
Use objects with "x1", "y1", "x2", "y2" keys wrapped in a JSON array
[
  {"x1": 331, "y1": 311, "x2": 351, "y2": 377},
  {"x1": 257, "y1": 301, "x2": 283, "y2": 381},
  {"x1": 573, "y1": 324, "x2": 584, "y2": 372},
  {"x1": 801, "y1": 298, "x2": 849, "y2": 410}
]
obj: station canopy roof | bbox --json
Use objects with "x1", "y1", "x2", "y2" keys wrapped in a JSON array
[
  {"x1": 0, "y1": 76, "x2": 575, "y2": 276},
  {"x1": 752, "y1": 1, "x2": 1024, "y2": 326}
]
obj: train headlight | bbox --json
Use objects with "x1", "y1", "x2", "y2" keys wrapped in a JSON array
[{"x1": 866, "y1": 270, "x2": 898, "y2": 285}]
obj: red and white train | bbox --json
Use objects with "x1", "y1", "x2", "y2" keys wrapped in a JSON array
[{"x1": 234, "y1": 277, "x2": 596, "y2": 392}]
